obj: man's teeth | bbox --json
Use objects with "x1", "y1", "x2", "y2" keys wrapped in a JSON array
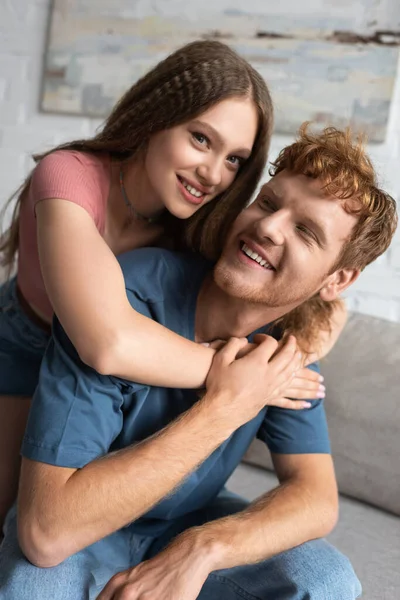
[
  {"x1": 242, "y1": 243, "x2": 273, "y2": 269},
  {"x1": 182, "y1": 179, "x2": 203, "y2": 198}
]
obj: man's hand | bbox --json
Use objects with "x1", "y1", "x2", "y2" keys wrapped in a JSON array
[
  {"x1": 96, "y1": 532, "x2": 214, "y2": 600},
  {"x1": 201, "y1": 336, "x2": 324, "y2": 405},
  {"x1": 203, "y1": 334, "x2": 311, "y2": 431}
]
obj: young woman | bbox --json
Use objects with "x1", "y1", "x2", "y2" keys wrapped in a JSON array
[
  {"x1": 0, "y1": 40, "x2": 343, "y2": 529},
  {"x1": 0, "y1": 39, "x2": 273, "y2": 527}
]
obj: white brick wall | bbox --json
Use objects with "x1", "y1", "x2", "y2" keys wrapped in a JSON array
[{"x1": 1, "y1": 0, "x2": 399, "y2": 321}]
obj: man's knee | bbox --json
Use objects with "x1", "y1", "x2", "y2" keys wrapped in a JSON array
[
  {"x1": 292, "y1": 540, "x2": 362, "y2": 600},
  {"x1": 201, "y1": 539, "x2": 361, "y2": 600}
]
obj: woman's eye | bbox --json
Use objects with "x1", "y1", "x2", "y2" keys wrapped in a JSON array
[
  {"x1": 227, "y1": 155, "x2": 244, "y2": 168},
  {"x1": 192, "y1": 132, "x2": 208, "y2": 146}
]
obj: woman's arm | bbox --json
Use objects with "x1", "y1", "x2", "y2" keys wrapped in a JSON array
[{"x1": 36, "y1": 199, "x2": 215, "y2": 388}]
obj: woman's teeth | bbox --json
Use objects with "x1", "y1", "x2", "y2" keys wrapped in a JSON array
[
  {"x1": 242, "y1": 243, "x2": 273, "y2": 270},
  {"x1": 182, "y1": 179, "x2": 203, "y2": 198}
]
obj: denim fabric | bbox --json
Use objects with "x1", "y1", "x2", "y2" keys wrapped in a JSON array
[
  {"x1": 0, "y1": 494, "x2": 362, "y2": 600},
  {"x1": 0, "y1": 278, "x2": 50, "y2": 396}
]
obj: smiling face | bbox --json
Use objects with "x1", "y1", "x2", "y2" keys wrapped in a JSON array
[
  {"x1": 143, "y1": 96, "x2": 259, "y2": 219},
  {"x1": 214, "y1": 170, "x2": 360, "y2": 310}
]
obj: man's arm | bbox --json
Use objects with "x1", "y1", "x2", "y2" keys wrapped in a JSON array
[
  {"x1": 18, "y1": 399, "x2": 232, "y2": 567},
  {"x1": 191, "y1": 452, "x2": 338, "y2": 569},
  {"x1": 18, "y1": 335, "x2": 302, "y2": 568},
  {"x1": 96, "y1": 452, "x2": 338, "y2": 600}
]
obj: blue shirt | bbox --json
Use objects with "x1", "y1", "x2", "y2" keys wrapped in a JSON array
[{"x1": 22, "y1": 248, "x2": 330, "y2": 535}]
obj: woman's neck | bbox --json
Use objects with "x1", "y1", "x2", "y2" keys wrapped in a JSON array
[
  {"x1": 104, "y1": 158, "x2": 165, "y2": 254},
  {"x1": 117, "y1": 155, "x2": 166, "y2": 220}
]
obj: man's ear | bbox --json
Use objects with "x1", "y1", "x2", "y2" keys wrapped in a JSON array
[{"x1": 319, "y1": 268, "x2": 360, "y2": 302}]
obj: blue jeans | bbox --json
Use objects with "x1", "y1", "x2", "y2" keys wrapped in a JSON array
[{"x1": 0, "y1": 495, "x2": 361, "y2": 600}]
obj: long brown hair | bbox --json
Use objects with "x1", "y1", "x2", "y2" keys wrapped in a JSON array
[
  {"x1": 269, "y1": 123, "x2": 398, "y2": 353},
  {"x1": 0, "y1": 40, "x2": 273, "y2": 276}
]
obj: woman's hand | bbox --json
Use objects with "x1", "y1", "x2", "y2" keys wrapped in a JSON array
[{"x1": 279, "y1": 367, "x2": 325, "y2": 401}]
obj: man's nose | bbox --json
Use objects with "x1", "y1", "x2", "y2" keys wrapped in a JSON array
[
  {"x1": 256, "y1": 211, "x2": 287, "y2": 246},
  {"x1": 196, "y1": 158, "x2": 223, "y2": 188}
]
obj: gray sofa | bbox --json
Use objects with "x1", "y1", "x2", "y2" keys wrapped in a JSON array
[{"x1": 227, "y1": 312, "x2": 400, "y2": 599}]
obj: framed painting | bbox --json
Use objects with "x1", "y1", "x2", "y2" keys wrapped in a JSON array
[{"x1": 41, "y1": 0, "x2": 400, "y2": 141}]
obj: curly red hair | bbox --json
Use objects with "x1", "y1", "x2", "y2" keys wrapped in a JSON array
[{"x1": 269, "y1": 123, "x2": 398, "y2": 353}]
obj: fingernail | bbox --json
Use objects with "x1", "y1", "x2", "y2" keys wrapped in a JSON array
[
  {"x1": 318, "y1": 375, "x2": 324, "y2": 382},
  {"x1": 303, "y1": 402, "x2": 312, "y2": 408},
  {"x1": 319, "y1": 385, "x2": 326, "y2": 392},
  {"x1": 317, "y1": 391, "x2": 325, "y2": 398}
]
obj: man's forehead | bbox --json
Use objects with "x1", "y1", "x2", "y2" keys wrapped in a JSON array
[{"x1": 261, "y1": 173, "x2": 327, "y2": 198}]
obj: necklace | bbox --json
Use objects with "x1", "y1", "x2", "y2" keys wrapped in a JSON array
[{"x1": 119, "y1": 165, "x2": 160, "y2": 224}]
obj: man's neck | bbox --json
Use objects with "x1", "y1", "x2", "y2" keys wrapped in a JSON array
[{"x1": 195, "y1": 274, "x2": 290, "y2": 342}]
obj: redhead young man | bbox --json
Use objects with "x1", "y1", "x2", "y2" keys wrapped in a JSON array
[{"x1": 0, "y1": 126, "x2": 397, "y2": 600}]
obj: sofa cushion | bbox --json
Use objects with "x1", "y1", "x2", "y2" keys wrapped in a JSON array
[
  {"x1": 243, "y1": 312, "x2": 400, "y2": 515},
  {"x1": 228, "y1": 463, "x2": 400, "y2": 600}
]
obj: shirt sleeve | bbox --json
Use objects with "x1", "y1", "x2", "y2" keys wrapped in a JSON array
[
  {"x1": 29, "y1": 150, "x2": 98, "y2": 224},
  {"x1": 257, "y1": 362, "x2": 331, "y2": 454},
  {"x1": 21, "y1": 318, "x2": 125, "y2": 468}
]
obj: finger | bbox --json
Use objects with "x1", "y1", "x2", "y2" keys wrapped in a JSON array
[
  {"x1": 113, "y1": 583, "x2": 135, "y2": 600},
  {"x1": 236, "y1": 342, "x2": 257, "y2": 359},
  {"x1": 96, "y1": 573, "x2": 126, "y2": 600},
  {"x1": 205, "y1": 339, "x2": 227, "y2": 350},
  {"x1": 283, "y1": 386, "x2": 325, "y2": 400},
  {"x1": 215, "y1": 337, "x2": 248, "y2": 365},
  {"x1": 295, "y1": 368, "x2": 324, "y2": 383},
  {"x1": 270, "y1": 348, "x2": 305, "y2": 395},
  {"x1": 290, "y1": 375, "x2": 323, "y2": 390},
  {"x1": 269, "y1": 397, "x2": 312, "y2": 410},
  {"x1": 288, "y1": 378, "x2": 325, "y2": 395},
  {"x1": 269, "y1": 336, "x2": 298, "y2": 372},
  {"x1": 246, "y1": 334, "x2": 280, "y2": 362}
]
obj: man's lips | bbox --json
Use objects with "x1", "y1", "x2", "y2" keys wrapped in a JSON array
[{"x1": 239, "y1": 239, "x2": 276, "y2": 270}]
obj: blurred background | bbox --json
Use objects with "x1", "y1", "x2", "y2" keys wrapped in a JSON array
[{"x1": 0, "y1": 0, "x2": 399, "y2": 320}]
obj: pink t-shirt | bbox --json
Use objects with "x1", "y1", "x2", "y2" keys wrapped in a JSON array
[{"x1": 17, "y1": 150, "x2": 111, "y2": 320}]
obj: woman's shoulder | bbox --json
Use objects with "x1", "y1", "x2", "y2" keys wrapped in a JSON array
[
  {"x1": 29, "y1": 150, "x2": 110, "y2": 224},
  {"x1": 34, "y1": 149, "x2": 109, "y2": 179}
]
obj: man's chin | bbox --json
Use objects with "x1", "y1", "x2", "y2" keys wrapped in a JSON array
[
  {"x1": 213, "y1": 262, "x2": 322, "y2": 309},
  {"x1": 213, "y1": 263, "x2": 268, "y2": 304}
]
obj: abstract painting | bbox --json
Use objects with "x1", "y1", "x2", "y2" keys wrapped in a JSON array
[{"x1": 41, "y1": 0, "x2": 400, "y2": 141}]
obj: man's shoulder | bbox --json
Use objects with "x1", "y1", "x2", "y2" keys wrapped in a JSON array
[{"x1": 118, "y1": 247, "x2": 212, "y2": 303}]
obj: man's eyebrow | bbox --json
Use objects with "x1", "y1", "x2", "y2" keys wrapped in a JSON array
[{"x1": 190, "y1": 120, "x2": 252, "y2": 156}]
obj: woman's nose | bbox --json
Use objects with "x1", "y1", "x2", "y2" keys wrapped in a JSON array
[{"x1": 196, "y1": 159, "x2": 223, "y2": 187}]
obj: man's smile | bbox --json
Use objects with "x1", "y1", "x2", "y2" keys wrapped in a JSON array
[{"x1": 236, "y1": 237, "x2": 277, "y2": 272}]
